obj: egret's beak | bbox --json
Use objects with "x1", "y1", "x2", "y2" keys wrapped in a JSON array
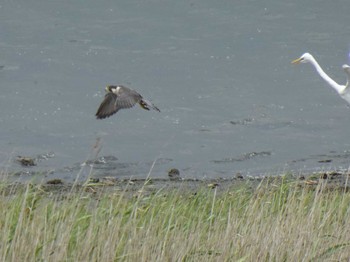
[{"x1": 291, "y1": 57, "x2": 302, "y2": 64}]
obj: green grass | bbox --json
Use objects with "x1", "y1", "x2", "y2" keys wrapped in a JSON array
[{"x1": 1, "y1": 177, "x2": 350, "y2": 261}]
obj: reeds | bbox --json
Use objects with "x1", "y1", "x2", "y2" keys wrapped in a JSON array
[{"x1": 0, "y1": 177, "x2": 350, "y2": 261}]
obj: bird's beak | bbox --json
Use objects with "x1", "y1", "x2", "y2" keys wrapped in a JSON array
[
  {"x1": 291, "y1": 57, "x2": 302, "y2": 64},
  {"x1": 105, "y1": 86, "x2": 109, "y2": 92}
]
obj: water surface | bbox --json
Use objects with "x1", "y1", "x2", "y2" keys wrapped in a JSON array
[{"x1": 1, "y1": 0, "x2": 350, "y2": 181}]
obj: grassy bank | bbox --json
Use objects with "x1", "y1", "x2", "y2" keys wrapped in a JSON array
[{"x1": 1, "y1": 177, "x2": 350, "y2": 261}]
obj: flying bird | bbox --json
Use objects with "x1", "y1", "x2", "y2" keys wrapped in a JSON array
[
  {"x1": 292, "y1": 52, "x2": 350, "y2": 104},
  {"x1": 96, "y1": 85, "x2": 160, "y2": 119}
]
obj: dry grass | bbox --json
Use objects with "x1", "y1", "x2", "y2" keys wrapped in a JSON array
[{"x1": 1, "y1": 177, "x2": 350, "y2": 261}]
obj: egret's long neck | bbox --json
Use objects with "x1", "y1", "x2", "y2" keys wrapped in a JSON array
[{"x1": 309, "y1": 56, "x2": 343, "y2": 93}]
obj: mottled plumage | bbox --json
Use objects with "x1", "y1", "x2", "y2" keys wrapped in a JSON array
[{"x1": 96, "y1": 85, "x2": 160, "y2": 119}]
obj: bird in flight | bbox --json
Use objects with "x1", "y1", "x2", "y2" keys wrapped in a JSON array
[
  {"x1": 96, "y1": 85, "x2": 160, "y2": 119},
  {"x1": 292, "y1": 52, "x2": 350, "y2": 104}
]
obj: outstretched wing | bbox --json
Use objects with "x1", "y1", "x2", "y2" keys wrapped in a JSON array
[
  {"x1": 121, "y1": 87, "x2": 160, "y2": 112},
  {"x1": 96, "y1": 93, "x2": 119, "y2": 119},
  {"x1": 115, "y1": 90, "x2": 142, "y2": 110}
]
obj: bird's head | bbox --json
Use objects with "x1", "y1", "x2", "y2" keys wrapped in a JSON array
[
  {"x1": 292, "y1": 53, "x2": 314, "y2": 64},
  {"x1": 105, "y1": 85, "x2": 117, "y2": 93}
]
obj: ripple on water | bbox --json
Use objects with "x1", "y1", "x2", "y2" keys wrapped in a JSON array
[{"x1": 212, "y1": 151, "x2": 272, "y2": 164}]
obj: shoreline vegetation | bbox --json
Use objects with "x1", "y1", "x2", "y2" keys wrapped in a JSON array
[{"x1": 1, "y1": 172, "x2": 350, "y2": 260}]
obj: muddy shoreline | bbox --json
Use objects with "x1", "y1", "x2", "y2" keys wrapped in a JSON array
[{"x1": 3, "y1": 171, "x2": 350, "y2": 197}]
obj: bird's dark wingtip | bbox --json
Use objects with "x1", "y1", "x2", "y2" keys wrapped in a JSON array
[{"x1": 95, "y1": 113, "x2": 107, "y2": 119}]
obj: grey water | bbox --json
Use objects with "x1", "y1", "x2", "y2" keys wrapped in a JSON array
[{"x1": 1, "y1": 0, "x2": 350, "y2": 182}]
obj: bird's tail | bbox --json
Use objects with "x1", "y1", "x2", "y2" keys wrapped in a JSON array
[{"x1": 139, "y1": 99, "x2": 160, "y2": 112}]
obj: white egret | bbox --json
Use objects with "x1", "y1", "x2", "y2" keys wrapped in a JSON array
[
  {"x1": 292, "y1": 53, "x2": 350, "y2": 104},
  {"x1": 96, "y1": 85, "x2": 160, "y2": 119}
]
